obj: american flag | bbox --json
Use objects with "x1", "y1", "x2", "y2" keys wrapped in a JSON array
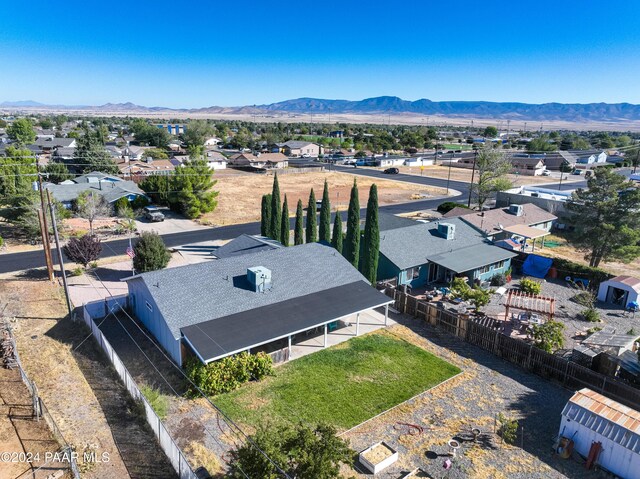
[{"x1": 126, "y1": 246, "x2": 135, "y2": 259}]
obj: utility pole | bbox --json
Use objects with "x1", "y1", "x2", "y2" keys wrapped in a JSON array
[
  {"x1": 467, "y1": 149, "x2": 478, "y2": 208},
  {"x1": 446, "y1": 151, "x2": 453, "y2": 195},
  {"x1": 36, "y1": 159, "x2": 54, "y2": 281},
  {"x1": 46, "y1": 190, "x2": 73, "y2": 318}
]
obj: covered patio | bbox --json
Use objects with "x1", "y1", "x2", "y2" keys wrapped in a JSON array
[{"x1": 502, "y1": 224, "x2": 551, "y2": 252}]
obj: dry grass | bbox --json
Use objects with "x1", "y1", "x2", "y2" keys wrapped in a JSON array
[
  {"x1": 201, "y1": 170, "x2": 448, "y2": 226},
  {"x1": 185, "y1": 441, "x2": 223, "y2": 477}
]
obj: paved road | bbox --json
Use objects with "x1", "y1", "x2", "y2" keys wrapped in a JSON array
[{"x1": 3, "y1": 166, "x2": 630, "y2": 274}]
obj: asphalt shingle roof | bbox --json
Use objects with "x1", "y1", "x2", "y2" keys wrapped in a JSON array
[
  {"x1": 124, "y1": 242, "x2": 375, "y2": 339},
  {"x1": 213, "y1": 234, "x2": 282, "y2": 259},
  {"x1": 457, "y1": 203, "x2": 557, "y2": 236},
  {"x1": 379, "y1": 217, "x2": 490, "y2": 271},
  {"x1": 427, "y1": 243, "x2": 517, "y2": 273}
]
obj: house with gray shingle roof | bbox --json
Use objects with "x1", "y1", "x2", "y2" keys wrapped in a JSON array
[
  {"x1": 45, "y1": 171, "x2": 146, "y2": 208},
  {"x1": 377, "y1": 217, "x2": 517, "y2": 288},
  {"x1": 122, "y1": 242, "x2": 393, "y2": 365}
]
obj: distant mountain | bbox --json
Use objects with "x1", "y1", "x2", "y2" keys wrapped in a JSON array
[
  {"x1": 258, "y1": 96, "x2": 640, "y2": 122},
  {"x1": 3, "y1": 96, "x2": 640, "y2": 123}
]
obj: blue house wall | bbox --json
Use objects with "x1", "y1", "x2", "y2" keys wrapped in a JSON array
[{"x1": 127, "y1": 278, "x2": 183, "y2": 366}]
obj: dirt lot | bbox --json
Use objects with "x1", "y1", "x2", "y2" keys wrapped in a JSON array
[
  {"x1": 200, "y1": 170, "x2": 449, "y2": 226},
  {"x1": 0, "y1": 275, "x2": 176, "y2": 479},
  {"x1": 0, "y1": 363, "x2": 70, "y2": 479}
]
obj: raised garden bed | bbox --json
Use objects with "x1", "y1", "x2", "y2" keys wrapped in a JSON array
[{"x1": 359, "y1": 441, "x2": 398, "y2": 474}]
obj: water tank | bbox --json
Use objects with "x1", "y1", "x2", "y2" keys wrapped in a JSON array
[{"x1": 247, "y1": 266, "x2": 272, "y2": 292}]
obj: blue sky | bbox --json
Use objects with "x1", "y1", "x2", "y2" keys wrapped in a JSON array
[{"x1": 1, "y1": 0, "x2": 639, "y2": 107}]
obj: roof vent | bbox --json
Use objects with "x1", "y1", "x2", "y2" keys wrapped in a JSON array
[
  {"x1": 438, "y1": 222, "x2": 456, "y2": 240},
  {"x1": 247, "y1": 266, "x2": 272, "y2": 293},
  {"x1": 509, "y1": 204, "x2": 524, "y2": 216}
]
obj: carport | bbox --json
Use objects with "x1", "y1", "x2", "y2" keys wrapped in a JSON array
[
  {"x1": 597, "y1": 275, "x2": 640, "y2": 307},
  {"x1": 502, "y1": 224, "x2": 551, "y2": 252}
]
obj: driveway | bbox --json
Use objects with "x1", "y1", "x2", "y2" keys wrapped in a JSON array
[{"x1": 135, "y1": 208, "x2": 209, "y2": 235}]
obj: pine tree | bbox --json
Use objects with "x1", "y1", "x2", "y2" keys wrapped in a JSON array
[
  {"x1": 270, "y1": 174, "x2": 281, "y2": 240},
  {"x1": 261, "y1": 194, "x2": 272, "y2": 237},
  {"x1": 332, "y1": 210, "x2": 343, "y2": 254},
  {"x1": 280, "y1": 195, "x2": 290, "y2": 246},
  {"x1": 260, "y1": 194, "x2": 270, "y2": 236},
  {"x1": 343, "y1": 179, "x2": 360, "y2": 268},
  {"x1": 294, "y1": 199, "x2": 304, "y2": 245},
  {"x1": 361, "y1": 184, "x2": 380, "y2": 284},
  {"x1": 306, "y1": 189, "x2": 318, "y2": 243},
  {"x1": 318, "y1": 180, "x2": 331, "y2": 243}
]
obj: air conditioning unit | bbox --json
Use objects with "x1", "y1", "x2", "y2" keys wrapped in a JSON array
[
  {"x1": 438, "y1": 223, "x2": 456, "y2": 240},
  {"x1": 509, "y1": 204, "x2": 524, "y2": 217},
  {"x1": 247, "y1": 266, "x2": 272, "y2": 292}
]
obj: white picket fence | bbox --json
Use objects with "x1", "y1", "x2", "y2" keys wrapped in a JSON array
[{"x1": 82, "y1": 297, "x2": 198, "y2": 479}]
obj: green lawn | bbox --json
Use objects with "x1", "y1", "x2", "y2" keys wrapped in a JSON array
[{"x1": 214, "y1": 331, "x2": 460, "y2": 431}]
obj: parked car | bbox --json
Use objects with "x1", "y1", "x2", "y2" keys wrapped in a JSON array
[
  {"x1": 143, "y1": 206, "x2": 165, "y2": 222},
  {"x1": 301, "y1": 153, "x2": 311, "y2": 158},
  {"x1": 541, "y1": 170, "x2": 551, "y2": 176},
  {"x1": 384, "y1": 168, "x2": 400, "y2": 174},
  {"x1": 572, "y1": 169, "x2": 583, "y2": 175}
]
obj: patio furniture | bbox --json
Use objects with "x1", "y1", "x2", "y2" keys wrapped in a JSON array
[{"x1": 327, "y1": 321, "x2": 338, "y2": 332}]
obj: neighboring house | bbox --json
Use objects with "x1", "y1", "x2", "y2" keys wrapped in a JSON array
[
  {"x1": 575, "y1": 150, "x2": 607, "y2": 165},
  {"x1": 511, "y1": 155, "x2": 546, "y2": 176},
  {"x1": 124, "y1": 145, "x2": 152, "y2": 161},
  {"x1": 105, "y1": 145, "x2": 123, "y2": 159},
  {"x1": 45, "y1": 171, "x2": 147, "y2": 208},
  {"x1": 258, "y1": 152, "x2": 288, "y2": 169},
  {"x1": 558, "y1": 388, "x2": 640, "y2": 479},
  {"x1": 156, "y1": 124, "x2": 185, "y2": 135},
  {"x1": 119, "y1": 158, "x2": 175, "y2": 178},
  {"x1": 403, "y1": 157, "x2": 434, "y2": 167},
  {"x1": 213, "y1": 234, "x2": 282, "y2": 259},
  {"x1": 204, "y1": 151, "x2": 227, "y2": 170},
  {"x1": 457, "y1": 203, "x2": 557, "y2": 241},
  {"x1": 377, "y1": 217, "x2": 517, "y2": 287},
  {"x1": 544, "y1": 151, "x2": 576, "y2": 171},
  {"x1": 229, "y1": 152, "x2": 267, "y2": 168},
  {"x1": 122, "y1": 242, "x2": 393, "y2": 366},
  {"x1": 32, "y1": 137, "x2": 76, "y2": 151},
  {"x1": 496, "y1": 186, "x2": 572, "y2": 215},
  {"x1": 204, "y1": 137, "x2": 221, "y2": 146},
  {"x1": 52, "y1": 147, "x2": 76, "y2": 161},
  {"x1": 280, "y1": 140, "x2": 321, "y2": 157}
]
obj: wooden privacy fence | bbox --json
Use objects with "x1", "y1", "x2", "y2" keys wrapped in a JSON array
[{"x1": 382, "y1": 287, "x2": 640, "y2": 410}]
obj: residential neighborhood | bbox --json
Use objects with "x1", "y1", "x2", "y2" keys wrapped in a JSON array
[{"x1": 2, "y1": 3, "x2": 640, "y2": 479}]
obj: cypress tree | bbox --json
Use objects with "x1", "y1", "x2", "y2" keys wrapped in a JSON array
[
  {"x1": 318, "y1": 179, "x2": 331, "y2": 243},
  {"x1": 269, "y1": 174, "x2": 281, "y2": 240},
  {"x1": 305, "y1": 188, "x2": 318, "y2": 243},
  {"x1": 261, "y1": 193, "x2": 272, "y2": 237},
  {"x1": 332, "y1": 210, "x2": 343, "y2": 254},
  {"x1": 343, "y1": 179, "x2": 360, "y2": 268},
  {"x1": 294, "y1": 199, "x2": 304, "y2": 245},
  {"x1": 280, "y1": 195, "x2": 289, "y2": 246},
  {"x1": 361, "y1": 184, "x2": 380, "y2": 284}
]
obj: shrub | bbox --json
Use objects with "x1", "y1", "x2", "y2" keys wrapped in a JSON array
[
  {"x1": 185, "y1": 351, "x2": 273, "y2": 396},
  {"x1": 532, "y1": 321, "x2": 565, "y2": 352},
  {"x1": 71, "y1": 267, "x2": 84, "y2": 277},
  {"x1": 133, "y1": 231, "x2": 171, "y2": 273},
  {"x1": 626, "y1": 328, "x2": 636, "y2": 336},
  {"x1": 581, "y1": 308, "x2": 600, "y2": 323},
  {"x1": 586, "y1": 326, "x2": 602, "y2": 335},
  {"x1": 139, "y1": 384, "x2": 169, "y2": 420},
  {"x1": 520, "y1": 278, "x2": 542, "y2": 295},
  {"x1": 113, "y1": 196, "x2": 130, "y2": 216},
  {"x1": 437, "y1": 201, "x2": 470, "y2": 215},
  {"x1": 0, "y1": 236, "x2": 3, "y2": 248},
  {"x1": 490, "y1": 273, "x2": 507, "y2": 287},
  {"x1": 551, "y1": 257, "x2": 610, "y2": 284},
  {"x1": 497, "y1": 412, "x2": 519, "y2": 445},
  {"x1": 63, "y1": 234, "x2": 102, "y2": 267},
  {"x1": 131, "y1": 195, "x2": 150, "y2": 210}
]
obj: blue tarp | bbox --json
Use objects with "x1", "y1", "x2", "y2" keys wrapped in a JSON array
[{"x1": 522, "y1": 254, "x2": 553, "y2": 278}]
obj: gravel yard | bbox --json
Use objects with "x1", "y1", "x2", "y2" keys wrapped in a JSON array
[{"x1": 344, "y1": 319, "x2": 608, "y2": 479}]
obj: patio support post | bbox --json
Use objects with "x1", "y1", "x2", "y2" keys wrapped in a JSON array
[
  {"x1": 385, "y1": 304, "x2": 389, "y2": 326},
  {"x1": 288, "y1": 335, "x2": 292, "y2": 358},
  {"x1": 324, "y1": 324, "x2": 328, "y2": 348},
  {"x1": 356, "y1": 312, "x2": 360, "y2": 336}
]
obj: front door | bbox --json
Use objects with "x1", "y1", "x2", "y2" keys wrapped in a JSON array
[{"x1": 428, "y1": 263, "x2": 438, "y2": 283}]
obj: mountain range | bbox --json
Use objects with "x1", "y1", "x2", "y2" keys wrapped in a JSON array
[{"x1": 2, "y1": 96, "x2": 640, "y2": 123}]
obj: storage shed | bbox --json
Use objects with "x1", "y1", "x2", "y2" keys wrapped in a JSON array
[
  {"x1": 559, "y1": 388, "x2": 640, "y2": 479},
  {"x1": 597, "y1": 275, "x2": 640, "y2": 306}
]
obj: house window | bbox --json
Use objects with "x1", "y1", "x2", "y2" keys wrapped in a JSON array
[
  {"x1": 495, "y1": 260, "x2": 505, "y2": 269},
  {"x1": 145, "y1": 301, "x2": 153, "y2": 313}
]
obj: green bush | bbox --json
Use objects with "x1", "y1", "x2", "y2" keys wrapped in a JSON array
[
  {"x1": 185, "y1": 351, "x2": 273, "y2": 396},
  {"x1": 0, "y1": 236, "x2": 4, "y2": 248},
  {"x1": 437, "y1": 201, "x2": 470, "y2": 214},
  {"x1": 520, "y1": 278, "x2": 542, "y2": 295},
  {"x1": 131, "y1": 195, "x2": 150, "y2": 210},
  {"x1": 582, "y1": 308, "x2": 600, "y2": 323},
  {"x1": 139, "y1": 384, "x2": 169, "y2": 420},
  {"x1": 71, "y1": 267, "x2": 84, "y2": 276},
  {"x1": 490, "y1": 273, "x2": 507, "y2": 286},
  {"x1": 586, "y1": 326, "x2": 602, "y2": 335},
  {"x1": 133, "y1": 231, "x2": 171, "y2": 273},
  {"x1": 113, "y1": 196, "x2": 130, "y2": 215},
  {"x1": 497, "y1": 412, "x2": 519, "y2": 445}
]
